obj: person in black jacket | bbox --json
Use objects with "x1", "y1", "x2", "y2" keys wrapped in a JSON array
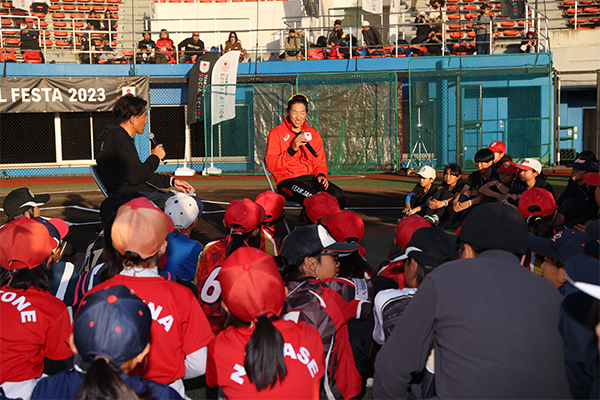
[
  {"x1": 178, "y1": 32, "x2": 204, "y2": 64},
  {"x1": 95, "y1": 95, "x2": 194, "y2": 199},
  {"x1": 361, "y1": 21, "x2": 383, "y2": 49}
]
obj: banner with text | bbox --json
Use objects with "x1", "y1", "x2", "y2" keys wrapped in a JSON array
[
  {"x1": 187, "y1": 51, "x2": 221, "y2": 125},
  {"x1": 362, "y1": 0, "x2": 382, "y2": 14},
  {"x1": 0, "y1": 76, "x2": 149, "y2": 113},
  {"x1": 211, "y1": 50, "x2": 240, "y2": 126}
]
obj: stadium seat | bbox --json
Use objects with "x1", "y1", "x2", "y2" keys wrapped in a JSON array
[
  {"x1": 56, "y1": 40, "x2": 70, "y2": 46},
  {"x1": 0, "y1": 19, "x2": 11, "y2": 25},
  {"x1": 449, "y1": 23, "x2": 462, "y2": 29},
  {"x1": 31, "y1": 12, "x2": 45, "y2": 18},
  {"x1": 71, "y1": 21, "x2": 84, "y2": 27},
  {"x1": 184, "y1": 0, "x2": 195, "y2": 3},
  {"x1": 93, "y1": 0, "x2": 104, "y2": 2},
  {"x1": 106, "y1": 5, "x2": 118, "y2": 10},
  {"x1": 503, "y1": 29, "x2": 518, "y2": 35},
  {"x1": 6, "y1": 37, "x2": 18, "y2": 45},
  {"x1": 169, "y1": 0, "x2": 181, "y2": 2},
  {"x1": 448, "y1": 14, "x2": 461, "y2": 19},
  {"x1": 450, "y1": 31, "x2": 463, "y2": 38},
  {"x1": 63, "y1": 4, "x2": 76, "y2": 10},
  {"x1": 1, "y1": 1, "x2": 12, "y2": 7},
  {"x1": 584, "y1": 7, "x2": 599, "y2": 12},
  {"x1": 42, "y1": 39, "x2": 52, "y2": 46},
  {"x1": 447, "y1": 5, "x2": 459, "y2": 10},
  {"x1": 501, "y1": 21, "x2": 515, "y2": 26},
  {"x1": 48, "y1": 4, "x2": 61, "y2": 10},
  {"x1": 106, "y1": 0, "x2": 119, "y2": 3},
  {"x1": 463, "y1": 4, "x2": 477, "y2": 9},
  {"x1": 70, "y1": 12, "x2": 83, "y2": 17},
  {"x1": 79, "y1": 0, "x2": 91, "y2": 2},
  {"x1": 53, "y1": 21, "x2": 67, "y2": 28},
  {"x1": 466, "y1": 23, "x2": 473, "y2": 28},
  {"x1": 467, "y1": 31, "x2": 476, "y2": 37},
  {"x1": 54, "y1": 30, "x2": 68, "y2": 36},
  {"x1": 2, "y1": 30, "x2": 16, "y2": 34},
  {"x1": 465, "y1": 13, "x2": 478, "y2": 18},
  {"x1": 78, "y1": 5, "x2": 90, "y2": 10},
  {"x1": 571, "y1": 17, "x2": 587, "y2": 22},
  {"x1": 92, "y1": 5, "x2": 104, "y2": 10},
  {"x1": 52, "y1": 12, "x2": 65, "y2": 18},
  {"x1": 41, "y1": 30, "x2": 50, "y2": 37}
]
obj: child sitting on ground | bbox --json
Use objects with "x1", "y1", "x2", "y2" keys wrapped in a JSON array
[
  {"x1": 423, "y1": 164, "x2": 465, "y2": 225},
  {"x1": 478, "y1": 161, "x2": 518, "y2": 202},
  {"x1": 488, "y1": 141, "x2": 512, "y2": 175},
  {"x1": 502, "y1": 158, "x2": 554, "y2": 206},
  {"x1": 402, "y1": 166, "x2": 437, "y2": 219}
]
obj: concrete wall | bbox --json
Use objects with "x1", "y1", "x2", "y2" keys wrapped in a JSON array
[{"x1": 550, "y1": 30, "x2": 600, "y2": 88}]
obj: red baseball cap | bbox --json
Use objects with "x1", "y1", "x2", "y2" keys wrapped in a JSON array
[
  {"x1": 499, "y1": 161, "x2": 518, "y2": 175},
  {"x1": 584, "y1": 171, "x2": 599, "y2": 186},
  {"x1": 25, "y1": 17, "x2": 33, "y2": 22},
  {"x1": 321, "y1": 210, "x2": 365, "y2": 243},
  {"x1": 304, "y1": 192, "x2": 340, "y2": 223},
  {"x1": 0, "y1": 217, "x2": 57, "y2": 270},
  {"x1": 111, "y1": 197, "x2": 174, "y2": 259},
  {"x1": 488, "y1": 141, "x2": 506, "y2": 154},
  {"x1": 255, "y1": 191, "x2": 286, "y2": 222},
  {"x1": 219, "y1": 247, "x2": 285, "y2": 322},
  {"x1": 395, "y1": 215, "x2": 430, "y2": 249},
  {"x1": 518, "y1": 187, "x2": 557, "y2": 220},
  {"x1": 224, "y1": 199, "x2": 265, "y2": 233}
]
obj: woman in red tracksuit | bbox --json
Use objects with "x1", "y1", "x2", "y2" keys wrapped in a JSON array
[{"x1": 266, "y1": 94, "x2": 345, "y2": 208}]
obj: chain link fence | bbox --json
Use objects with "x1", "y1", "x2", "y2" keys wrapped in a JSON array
[{"x1": 408, "y1": 53, "x2": 553, "y2": 171}]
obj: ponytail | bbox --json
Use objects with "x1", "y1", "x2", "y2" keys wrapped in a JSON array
[
  {"x1": 226, "y1": 233, "x2": 247, "y2": 258},
  {"x1": 244, "y1": 316, "x2": 287, "y2": 391},
  {"x1": 74, "y1": 358, "x2": 139, "y2": 400},
  {"x1": 225, "y1": 225, "x2": 262, "y2": 258}
]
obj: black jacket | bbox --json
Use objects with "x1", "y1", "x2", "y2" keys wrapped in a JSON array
[
  {"x1": 95, "y1": 124, "x2": 171, "y2": 195},
  {"x1": 177, "y1": 37, "x2": 204, "y2": 57}
]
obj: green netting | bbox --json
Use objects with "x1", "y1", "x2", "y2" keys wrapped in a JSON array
[
  {"x1": 203, "y1": 83, "x2": 294, "y2": 173},
  {"x1": 296, "y1": 71, "x2": 399, "y2": 175},
  {"x1": 408, "y1": 54, "x2": 553, "y2": 171}
]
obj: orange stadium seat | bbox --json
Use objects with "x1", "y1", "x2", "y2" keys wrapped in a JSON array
[
  {"x1": 91, "y1": 32, "x2": 101, "y2": 37},
  {"x1": 52, "y1": 12, "x2": 65, "y2": 18},
  {"x1": 78, "y1": 5, "x2": 90, "y2": 10},
  {"x1": 32, "y1": 12, "x2": 45, "y2": 17},
  {"x1": 53, "y1": 21, "x2": 67, "y2": 28},
  {"x1": 184, "y1": 0, "x2": 195, "y2": 2},
  {"x1": 48, "y1": 4, "x2": 61, "y2": 10},
  {"x1": 1, "y1": 19, "x2": 11, "y2": 26},
  {"x1": 71, "y1": 21, "x2": 84, "y2": 27},
  {"x1": 41, "y1": 30, "x2": 50, "y2": 36},
  {"x1": 450, "y1": 31, "x2": 463, "y2": 38},
  {"x1": 6, "y1": 37, "x2": 19, "y2": 45},
  {"x1": 92, "y1": 5, "x2": 104, "y2": 10},
  {"x1": 54, "y1": 30, "x2": 68, "y2": 36},
  {"x1": 42, "y1": 39, "x2": 53, "y2": 46},
  {"x1": 584, "y1": 7, "x2": 599, "y2": 12},
  {"x1": 503, "y1": 29, "x2": 518, "y2": 35},
  {"x1": 571, "y1": 17, "x2": 587, "y2": 22},
  {"x1": 448, "y1": 14, "x2": 461, "y2": 19},
  {"x1": 64, "y1": 4, "x2": 76, "y2": 10},
  {"x1": 449, "y1": 23, "x2": 462, "y2": 29},
  {"x1": 463, "y1": 4, "x2": 477, "y2": 9},
  {"x1": 501, "y1": 21, "x2": 515, "y2": 26},
  {"x1": 3, "y1": 30, "x2": 17, "y2": 34},
  {"x1": 56, "y1": 40, "x2": 70, "y2": 46},
  {"x1": 447, "y1": 5, "x2": 459, "y2": 10},
  {"x1": 106, "y1": 5, "x2": 118, "y2": 10},
  {"x1": 465, "y1": 13, "x2": 478, "y2": 18},
  {"x1": 70, "y1": 12, "x2": 83, "y2": 17},
  {"x1": 467, "y1": 31, "x2": 476, "y2": 37},
  {"x1": 465, "y1": 22, "x2": 473, "y2": 28},
  {"x1": 1, "y1": 1, "x2": 12, "y2": 7},
  {"x1": 106, "y1": 0, "x2": 119, "y2": 3}
]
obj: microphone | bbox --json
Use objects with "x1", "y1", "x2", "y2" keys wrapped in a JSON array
[
  {"x1": 295, "y1": 131, "x2": 318, "y2": 157},
  {"x1": 147, "y1": 133, "x2": 167, "y2": 165}
]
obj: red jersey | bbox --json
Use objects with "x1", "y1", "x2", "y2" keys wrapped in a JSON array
[
  {"x1": 0, "y1": 286, "x2": 72, "y2": 384},
  {"x1": 266, "y1": 117, "x2": 328, "y2": 184},
  {"x1": 260, "y1": 226, "x2": 280, "y2": 257},
  {"x1": 206, "y1": 320, "x2": 324, "y2": 399},
  {"x1": 195, "y1": 238, "x2": 230, "y2": 333},
  {"x1": 283, "y1": 277, "x2": 374, "y2": 400},
  {"x1": 377, "y1": 260, "x2": 407, "y2": 289},
  {"x1": 87, "y1": 274, "x2": 214, "y2": 384}
]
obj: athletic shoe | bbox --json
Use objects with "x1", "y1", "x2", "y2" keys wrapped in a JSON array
[{"x1": 424, "y1": 214, "x2": 439, "y2": 226}]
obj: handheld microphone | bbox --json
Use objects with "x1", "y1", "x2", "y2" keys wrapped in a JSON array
[
  {"x1": 295, "y1": 131, "x2": 318, "y2": 157},
  {"x1": 147, "y1": 133, "x2": 167, "y2": 165}
]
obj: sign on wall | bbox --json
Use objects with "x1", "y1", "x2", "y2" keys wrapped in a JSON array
[
  {"x1": 362, "y1": 0, "x2": 382, "y2": 14},
  {"x1": 0, "y1": 76, "x2": 149, "y2": 113}
]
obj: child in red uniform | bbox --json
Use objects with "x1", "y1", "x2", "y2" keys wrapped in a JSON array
[
  {"x1": 195, "y1": 198, "x2": 265, "y2": 333},
  {"x1": 0, "y1": 218, "x2": 73, "y2": 400},
  {"x1": 255, "y1": 190, "x2": 287, "y2": 256},
  {"x1": 280, "y1": 224, "x2": 374, "y2": 400},
  {"x1": 84, "y1": 197, "x2": 214, "y2": 397},
  {"x1": 206, "y1": 247, "x2": 325, "y2": 399}
]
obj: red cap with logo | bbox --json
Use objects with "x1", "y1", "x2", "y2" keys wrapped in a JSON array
[
  {"x1": 111, "y1": 197, "x2": 174, "y2": 259},
  {"x1": 0, "y1": 217, "x2": 57, "y2": 270},
  {"x1": 321, "y1": 210, "x2": 365, "y2": 243},
  {"x1": 395, "y1": 215, "x2": 430, "y2": 249},
  {"x1": 518, "y1": 187, "x2": 557, "y2": 220},
  {"x1": 224, "y1": 199, "x2": 265, "y2": 233},
  {"x1": 499, "y1": 161, "x2": 518, "y2": 175},
  {"x1": 219, "y1": 247, "x2": 285, "y2": 322},
  {"x1": 304, "y1": 192, "x2": 340, "y2": 223},
  {"x1": 488, "y1": 141, "x2": 506, "y2": 154},
  {"x1": 255, "y1": 191, "x2": 286, "y2": 222}
]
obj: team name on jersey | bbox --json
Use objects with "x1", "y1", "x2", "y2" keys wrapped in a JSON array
[
  {"x1": 142, "y1": 300, "x2": 174, "y2": 332},
  {"x1": 229, "y1": 343, "x2": 320, "y2": 385},
  {"x1": 0, "y1": 290, "x2": 36, "y2": 323}
]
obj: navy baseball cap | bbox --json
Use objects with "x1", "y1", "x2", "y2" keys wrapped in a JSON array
[
  {"x1": 566, "y1": 254, "x2": 600, "y2": 300},
  {"x1": 3, "y1": 187, "x2": 50, "y2": 218},
  {"x1": 281, "y1": 224, "x2": 358, "y2": 266},
  {"x1": 33, "y1": 217, "x2": 69, "y2": 242},
  {"x1": 458, "y1": 203, "x2": 529, "y2": 255},
  {"x1": 566, "y1": 157, "x2": 598, "y2": 172},
  {"x1": 74, "y1": 285, "x2": 151, "y2": 367},
  {"x1": 394, "y1": 227, "x2": 458, "y2": 266},
  {"x1": 528, "y1": 229, "x2": 598, "y2": 263}
]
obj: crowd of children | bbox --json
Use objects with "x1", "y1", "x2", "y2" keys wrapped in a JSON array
[{"x1": 1, "y1": 143, "x2": 599, "y2": 400}]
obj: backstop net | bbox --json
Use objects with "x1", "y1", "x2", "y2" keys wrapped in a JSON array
[
  {"x1": 408, "y1": 53, "x2": 553, "y2": 171},
  {"x1": 296, "y1": 71, "x2": 399, "y2": 175}
]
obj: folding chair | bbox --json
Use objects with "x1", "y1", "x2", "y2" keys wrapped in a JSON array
[
  {"x1": 260, "y1": 158, "x2": 301, "y2": 234},
  {"x1": 89, "y1": 164, "x2": 109, "y2": 198}
]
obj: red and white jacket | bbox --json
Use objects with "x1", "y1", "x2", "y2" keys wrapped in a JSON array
[{"x1": 266, "y1": 117, "x2": 328, "y2": 184}]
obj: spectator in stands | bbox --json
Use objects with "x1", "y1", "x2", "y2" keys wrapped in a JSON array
[
  {"x1": 373, "y1": 203, "x2": 572, "y2": 399},
  {"x1": 87, "y1": 11, "x2": 101, "y2": 31},
  {"x1": 20, "y1": 17, "x2": 44, "y2": 63},
  {"x1": 178, "y1": 32, "x2": 204, "y2": 64},
  {"x1": 425, "y1": 28, "x2": 443, "y2": 55},
  {"x1": 412, "y1": 12, "x2": 431, "y2": 46},
  {"x1": 361, "y1": 20, "x2": 383, "y2": 49},
  {"x1": 223, "y1": 31, "x2": 245, "y2": 62},
  {"x1": 2, "y1": 187, "x2": 50, "y2": 222},
  {"x1": 284, "y1": 29, "x2": 301, "y2": 61},
  {"x1": 155, "y1": 29, "x2": 175, "y2": 64},
  {"x1": 100, "y1": 10, "x2": 117, "y2": 40},
  {"x1": 475, "y1": 3, "x2": 496, "y2": 55},
  {"x1": 95, "y1": 94, "x2": 195, "y2": 198},
  {"x1": 327, "y1": 19, "x2": 345, "y2": 46},
  {"x1": 520, "y1": 27, "x2": 538, "y2": 53},
  {"x1": 428, "y1": 0, "x2": 446, "y2": 32},
  {"x1": 137, "y1": 32, "x2": 155, "y2": 64}
]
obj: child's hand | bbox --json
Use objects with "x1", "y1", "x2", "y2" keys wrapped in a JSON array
[{"x1": 402, "y1": 207, "x2": 412, "y2": 215}]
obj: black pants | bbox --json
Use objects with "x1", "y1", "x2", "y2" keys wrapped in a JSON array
[{"x1": 277, "y1": 174, "x2": 346, "y2": 209}]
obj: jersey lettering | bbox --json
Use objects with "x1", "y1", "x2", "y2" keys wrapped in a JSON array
[
  {"x1": 0, "y1": 290, "x2": 36, "y2": 323},
  {"x1": 230, "y1": 363, "x2": 247, "y2": 385},
  {"x1": 200, "y1": 267, "x2": 222, "y2": 304},
  {"x1": 283, "y1": 343, "x2": 297, "y2": 359},
  {"x1": 144, "y1": 301, "x2": 174, "y2": 332}
]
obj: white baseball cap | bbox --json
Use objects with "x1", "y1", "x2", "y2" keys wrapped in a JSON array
[
  {"x1": 517, "y1": 158, "x2": 542, "y2": 174},
  {"x1": 415, "y1": 165, "x2": 436, "y2": 180},
  {"x1": 164, "y1": 193, "x2": 201, "y2": 230}
]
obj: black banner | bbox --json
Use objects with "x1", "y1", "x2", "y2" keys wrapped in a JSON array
[
  {"x1": 0, "y1": 76, "x2": 149, "y2": 113},
  {"x1": 187, "y1": 51, "x2": 221, "y2": 125}
]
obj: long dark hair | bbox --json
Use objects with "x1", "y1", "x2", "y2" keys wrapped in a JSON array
[
  {"x1": 244, "y1": 315, "x2": 287, "y2": 391},
  {"x1": 74, "y1": 359, "x2": 139, "y2": 400},
  {"x1": 0, "y1": 264, "x2": 52, "y2": 292},
  {"x1": 225, "y1": 225, "x2": 262, "y2": 258},
  {"x1": 99, "y1": 215, "x2": 122, "y2": 283},
  {"x1": 527, "y1": 210, "x2": 559, "y2": 238}
]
